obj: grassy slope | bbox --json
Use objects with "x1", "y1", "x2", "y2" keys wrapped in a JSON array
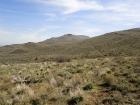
[
  {"x1": 0, "y1": 28, "x2": 140, "y2": 64},
  {"x1": 73, "y1": 28, "x2": 140, "y2": 57}
]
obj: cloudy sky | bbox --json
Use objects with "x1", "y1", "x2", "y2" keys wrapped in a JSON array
[{"x1": 0, "y1": 0, "x2": 140, "y2": 45}]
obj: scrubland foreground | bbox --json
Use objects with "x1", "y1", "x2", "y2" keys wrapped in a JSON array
[{"x1": 0, "y1": 57, "x2": 140, "y2": 105}]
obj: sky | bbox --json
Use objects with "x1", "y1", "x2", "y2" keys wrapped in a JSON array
[{"x1": 0, "y1": 0, "x2": 140, "y2": 45}]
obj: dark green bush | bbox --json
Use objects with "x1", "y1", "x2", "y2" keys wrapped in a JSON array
[
  {"x1": 134, "y1": 67, "x2": 140, "y2": 73},
  {"x1": 56, "y1": 57, "x2": 71, "y2": 63},
  {"x1": 67, "y1": 96, "x2": 83, "y2": 105},
  {"x1": 76, "y1": 69, "x2": 83, "y2": 73},
  {"x1": 102, "y1": 97, "x2": 119, "y2": 104},
  {"x1": 130, "y1": 78, "x2": 139, "y2": 83},
  {"x1": 58, "y1": 72, "x2": 64, "y2": 77},
  {"x1": 122, "y1": 72, "x2": 129, "y2": 76},
  {"x1": 107, "y1": 70, "x2": 112, "y2": 74},
  {"x1": 83, "y1": 83, "x2": 94, "y2": 90},
  {"x1": 30, "y1": 98, "x2": 41, "y2": 105},
  {"x1": 49, "y1": 97, "x2": 57, "y2": 102},
  {"x1": 112, "y1": 84, "x2": 134, "y2": 94},
  {"x1": 67, "y1": 69, "x2": 76, "y2": 74},
  {"x1": 17, "y1": 89, "x2": 25, "y2": 95}
]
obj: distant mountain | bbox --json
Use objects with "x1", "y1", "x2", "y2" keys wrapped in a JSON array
[
  {"x1": 39, "y1": 34, "x2": 90, "y2": 44},
  {"x1": 0, "y1": 28, "x2": 140, "y2": 64}
]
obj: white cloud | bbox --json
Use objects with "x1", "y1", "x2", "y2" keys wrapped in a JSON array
[
  {"x1": 0, "y1": 26, "x2": 60, "y2": 45},
  {"x1": 21, "y1": 0, "x2": 104, "y2": 14},
  {"x1": 124, "y1": 23, "x2": 135, "y2": 26},
  {"x1": 19, "y1": 0, "x2": 140, "y2": 23},
  {"x1": 25, "y1": 0, "x2": 140, "y2": 24},
  {"x1": 82, "y1": 0, "x2": 140, "y2": 26},
  {"x1": 44, "y1": 13, "x2": 57, "y2": 18},
  {"x1": 106, "y1": 1, "x2": 140, "y2": 22},
  {"x1": 70, "y1": 26, "x2": 101, "y2": 36},
  {"x1": 44, "y1": 13, "x2": 58, "y2": 21}
]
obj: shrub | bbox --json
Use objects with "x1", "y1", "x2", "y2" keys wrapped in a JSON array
[
  {"x1": 114, "y1": 72, "x2": 119, "y2": 76},
  {"x1": 130, "y1": 78, "x2": 139, "y2": 83},
  {"x1": 67, "y1": 96, "x2": 83, "y2": 105},
  {"x1": 137, "y1": 57, "x2": 140, "y2": 63},
  {"x1": 122, "y1": 72, "x2": 129, "y2": 76},
  {"x1": 107, "y1": 70, "x2": 112, "y2": 74},
  {"x1": 49, "y1": 97, "x2": 57, "y2": 102},
  {"x1": 76, "y1": 69, "x2": 83, "y2": 73},
  {"x1": 30, "y1": 98, "x2": 41, "y2": 105},
  {"x1": 134, "y1": 67, "x2": 140, "y2": 73},
  {"x1": 83, "y1": 83, "x2": 94, "y2": 90},
  {"x1": 67, "y1": 69, "x2": 84, "y2": 74},
  {"x1": 136, "y1": 95, "x2": 140, "y2": 99},
  {"x1": 102, "y1": 97, "x2": 119, "y2": 104},
  {"x1": 17, "y1": 89, "x2": 26, "y2": 95},
  {"x1": 67, "y1": 69, "x2": 76, "y2": 74},
  {"x1": 112, "y1": 84, "x2": 134, "y2": 94},
  {"x1": 104, "y1": 74, "x2": 118, "y2": 86},
  {"x1": 56, "y1": 56, "x2": 71, "y2": 63},
  {"x1": 127, "y1": 65, "x2": 131, "y2": 69},
  {"x1": 58, "y1": 72, "x2": 64, "y2": 77}
]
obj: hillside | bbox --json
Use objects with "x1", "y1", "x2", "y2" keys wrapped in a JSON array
[
  {"x1": 72, "y1": 28, "x2": 140, "y2": 58},
  {"x1": 40, "y1": 34, "x2": 90, "y2": 44},
  {"x1": 0, "y1": 28, "x2": 140, "y2": 105},
  {"x1": 0, "y1": 28, "x2": 140, "y2": 64}
]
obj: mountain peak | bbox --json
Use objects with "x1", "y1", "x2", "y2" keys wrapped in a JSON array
[
  {"x1": 40, "y1": 34, "x2": 90, "y2": 44},
  {"x1": 64, "y1": 34, "x2": 73, "y2": 36}
]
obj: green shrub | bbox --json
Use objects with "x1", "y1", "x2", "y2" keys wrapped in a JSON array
[
  {"x1": 127, "y1": 65, "x2": 131, "y2": 69},
  {"x1": 130, "y1": 78, "x2": 139, "y2": 83},
  {"x1": 102, "y1": 97, "x2": 119, "y2": 104},
  {"x1": 104, "y1": 74, "x2": 117, "y2": 86},
  {"x1": 112, "y1": 84, "x2": 134, "y2": 94},
  {"x1": 49, "y1": 97, "x2": 57, "y2": 102},
  {"x1": 76, "y1": 69, "x2": 83, "y2": 73},
  {"x1": 67, "y1": 96, "x2": 83, "y2": 105},
  {"x1": 107, "y1": 70, "x2": 112, "y2": 74},
  {"x1": 30, "y1": 98, "x2": 41, "y2": 105},
  {"x1": 67, "y1": 69, "x2": 76, "y2": 74},
  {"x1": 122, "y1": 72, "x2": 129, "y2": 76},
  {"x1": 83, "y1": 83, "x2": 94, "y2": 90},
  {"x1": 134, "y1": 67, "x2": 140, "y2": 73},
  {"x1": 58, "y1": 72, "x2": 64, "y2": 77},
  {"x1": 17, "y1": 89, "x2": 26, "y2": 95}
]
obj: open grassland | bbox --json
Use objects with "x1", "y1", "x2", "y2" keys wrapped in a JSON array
[{"x1": 0, "y1": 57, "x2": 140, "y2": 105}]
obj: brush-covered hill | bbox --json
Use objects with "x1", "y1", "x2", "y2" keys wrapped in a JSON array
[
  {"x1": 0, "y1": 28, "x2": 140, "y2": 64},
  {"x1": 1, "y1": 29, "x2": 140, "y2": 105},
  {"x1": 70, "y1": 28, "x2": 140, "y2": 58},
  {"x1": 39, "y1": 34, "x2": 90, "y2": 44}
]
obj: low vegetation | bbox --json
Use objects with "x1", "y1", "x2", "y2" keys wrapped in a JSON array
[
  {"x1": 67, "y1": 96, "x2": 83, "y2": 105},
  {"x1": 83, "y1": 83, "x2": 94, "y2": 90},
  {"x1": 0, "y1": 28, "x2": 140, "y2": 104},
  {"x1": 0, "y1": 28, "x2": 140, "y2": 65},
  {"x1": 0, "y1": 57, "x2": 139, "y2": 105}
]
